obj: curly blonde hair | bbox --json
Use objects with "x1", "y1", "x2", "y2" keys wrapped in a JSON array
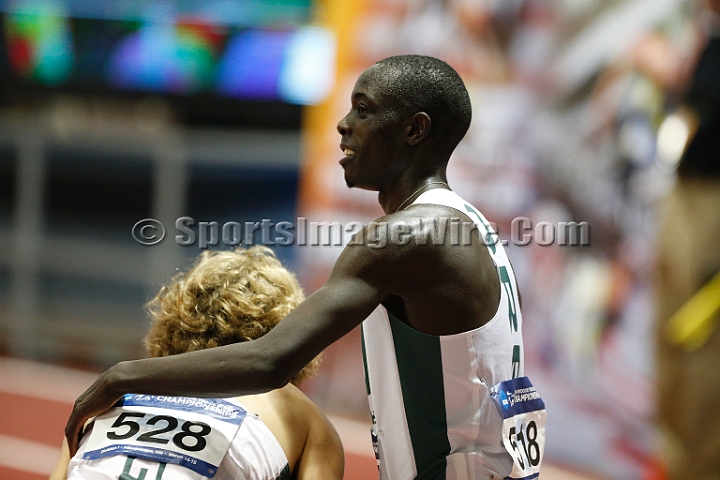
[{"x1": 145, "y1": 246, "x2": 320, "y2": 386}]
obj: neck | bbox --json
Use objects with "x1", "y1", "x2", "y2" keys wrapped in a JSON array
[{"x1": 380, "y1": 174, "x2": 450, "y2": 215}]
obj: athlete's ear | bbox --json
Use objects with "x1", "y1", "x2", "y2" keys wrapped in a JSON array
[{"x1": 406, "y1": 112, "x2": 431, "y2": 146}]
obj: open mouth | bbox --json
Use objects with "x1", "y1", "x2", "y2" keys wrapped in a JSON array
[{"x1": 340, "y1": 146, "x2": 356, "y2": 165}]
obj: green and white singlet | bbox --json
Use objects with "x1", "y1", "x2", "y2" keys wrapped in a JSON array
[{"x1": 361, "y1": 189, "x2": 524, "y2": 480}]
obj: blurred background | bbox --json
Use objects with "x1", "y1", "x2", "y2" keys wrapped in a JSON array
[{"x1": 1, "y1": 0, "x2": 718, "y2": 479}]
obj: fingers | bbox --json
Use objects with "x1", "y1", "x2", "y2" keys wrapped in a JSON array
[
  {"x1": 63, "y1": 366, "x2": 122, "y2": 455},
  {"x1": 65, "y1": 409, "x2": 82, "y2": 455},
  {"x1": 65, "y1": 395, "x2": 90, "y2": 456},
  {"x1": 66, "y1": 386, "x2": 94, "y2": 455}
]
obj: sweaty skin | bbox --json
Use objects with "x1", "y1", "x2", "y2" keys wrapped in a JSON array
[{"x1": 65, "y1": 63, "x2": 502, "y2": 454}]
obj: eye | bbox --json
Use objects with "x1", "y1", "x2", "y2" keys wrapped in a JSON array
[{"x1": 357, "y1": 104, "x2": 367, "y2": 115}]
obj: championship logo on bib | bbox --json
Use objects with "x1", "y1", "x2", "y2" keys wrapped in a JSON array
[
  {"x1": 83, "y1": 394, "x2": 246, "y2": 478},
  {"x1": 491, "y1": 377, "x2": 546, "y2": 480}
]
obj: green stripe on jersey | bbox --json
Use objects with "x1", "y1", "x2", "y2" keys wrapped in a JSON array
[
  {"x1": 276, "y1": 463, "x2": 291, "y2": 480},
  {"x1": 360, "y1": 324, "x2": 371, "y2": 395},
  {"x1": 388, "y1": 312, "x2": 451, "y2": 478}
]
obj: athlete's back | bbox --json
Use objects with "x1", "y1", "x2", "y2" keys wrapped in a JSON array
[{"x1": 56, "y1": 383, "x2": 342, "y2": 480}]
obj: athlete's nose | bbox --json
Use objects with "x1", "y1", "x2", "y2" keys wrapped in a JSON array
[{"x1": 337, "y1": 114, "x2": 352, "y2": 135}]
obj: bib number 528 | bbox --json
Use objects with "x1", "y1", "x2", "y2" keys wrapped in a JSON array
[{"x1": 108, "y1": 412, "x2": 211, "y2": 452}]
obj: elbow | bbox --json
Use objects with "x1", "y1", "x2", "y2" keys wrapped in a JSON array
[
  {"x1": 269, "y1": 353, "x2": 303, "y2": 390},
  {"x1": 262, "y1": 359, "x2": 291, "y2": 391},
  {"x1": 252, "y1": 343, "x2": 297, "y2": 392}
]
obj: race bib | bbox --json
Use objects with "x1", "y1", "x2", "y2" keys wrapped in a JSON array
[
  {"x1": 491, "y1": 377, "x2": 546, "y2": 480},
  {"x1": 83, "y1": 394, "x2": 246, "y2": 478}
]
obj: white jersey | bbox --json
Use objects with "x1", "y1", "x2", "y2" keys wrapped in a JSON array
[
  {"x1": 67, "y1": 395, "x2": 290, "y2": 480},
  {"x1": 361, "y1": 189, "x2": 527, "y2": 480}
]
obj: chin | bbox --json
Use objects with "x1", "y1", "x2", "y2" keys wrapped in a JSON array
[
  {"x1": 343, "y1": 172, "x2": 356, "y2": 188},
  {"x1": 347, "y1": 181, "x2": 378, "y2": 192},
  {"x1": 342, "y1": 170, "x2": 378, "y2": 191},
  {"x1": 343, "y1": 173, "x2": 368, "y2": 190}
]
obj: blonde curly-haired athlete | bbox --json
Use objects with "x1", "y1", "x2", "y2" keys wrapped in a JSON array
[
  {"x1": 144, "y1": 246, "x2": 321, "y2": 385},
  {"x1": 51, "y1": 247, "x2": 344, "y2": 480}
]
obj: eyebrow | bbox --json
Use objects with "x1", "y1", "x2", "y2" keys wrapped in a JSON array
[{"x1": 353, "y1": 92, "x2": 379, "y2": 109}]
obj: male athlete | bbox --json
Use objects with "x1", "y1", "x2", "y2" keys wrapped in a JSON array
[{"x1": 66, "y1": 55, "x2": 545, "y2": 479}]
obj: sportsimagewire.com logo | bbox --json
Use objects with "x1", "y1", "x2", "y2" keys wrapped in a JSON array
[{"x1": 132, "y1": 216, "x2": 590, "y2": 249}]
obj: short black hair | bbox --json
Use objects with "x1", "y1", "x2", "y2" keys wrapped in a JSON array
[{"x1": 368, "y1": 55, "x2": 472, "y2": 158}]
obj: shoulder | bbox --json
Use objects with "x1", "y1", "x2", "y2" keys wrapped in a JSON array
[
  {"x1": 238, "y1": 385, "x2": 343, "y2": 474},
  {"x1": 273, "y1": 384, "x2": 335, "y2": 430},
  {"x1": 271, "y1": 385, "x2": 344, "y2": 478},
  {"x1": 346, "y1": 204, "x2": 471, "y2": 252},
  {"x1": 324, "y1": 202, "x2": 486, "y2": 298},
  {"x1": 253, "y1": 384, "x2": 335, "y2": 436},
  {"x1": 342, "y1": 203, "x2": 481, "y2": 265}
]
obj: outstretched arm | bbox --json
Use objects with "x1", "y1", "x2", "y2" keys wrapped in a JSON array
[{"x1": 65, "y1": 233, "x2": 396, "y2": 454}]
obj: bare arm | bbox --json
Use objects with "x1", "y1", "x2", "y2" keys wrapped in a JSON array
[
  {"x1": 65, "y1": 230, "x2": 396, "y2": 454},
  {"x1": 49, "y1": 439, "x2": 70, "y2": 480},
  {"x1": 295, "y1": 406, "x2": 345, "y2": 480}
]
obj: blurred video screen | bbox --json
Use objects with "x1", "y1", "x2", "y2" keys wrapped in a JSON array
[{"x1": 0, "y1": 0, "x2": 336, "y2": 106}]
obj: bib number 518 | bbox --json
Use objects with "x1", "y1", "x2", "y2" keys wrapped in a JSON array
[{"x1": 508, "y1": 420, "x2": 541, "y2": 470}]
